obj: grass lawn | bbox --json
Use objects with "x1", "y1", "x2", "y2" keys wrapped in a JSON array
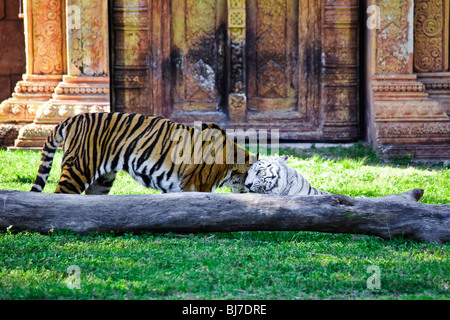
[{"x1": 0, "y1": 143, "x2": 449, "y2": 300}]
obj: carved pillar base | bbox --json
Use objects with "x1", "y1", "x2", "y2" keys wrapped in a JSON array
[
  {"x1": 372, "y1": 74, "x2": 450, "y2": 161},
  {"x1": 0, "y1": 75, "x2": 62, "y2": 147},
  {"x1": 417, "y1": 72, "x2": 450, "y2": 116},
  {"x1": 13, "y1": 76, "x2": 110, "y2": 148},
  {"x1": 0, "y1": 75, "x2": 62, "y2": 123}
]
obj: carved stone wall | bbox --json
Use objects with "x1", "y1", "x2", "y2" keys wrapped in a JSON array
[
  {"x1": 414, "y1": 0, "x2": 449, "y2": 73},
  {"x1": 31, "y1": 0, "x2": 65, "y2": 75},
  {"x1": 11, "y1": 0, "x2": 110, "y2": 148},
  {"x1": 367, "y1": 0, "x2": 450, "y2": 161},
  {"x1": 5, "y1": 0, "x2": 449, "y2": 159},
  {"x1": 375, "y1": 0, "x2": 414, "y2": 74},
  {"x1": 413, "y1": 0, "x2": 450, "y2": 119},
  {"x1": 0, "y1": 0, "x2": 64, "y2": 125}
]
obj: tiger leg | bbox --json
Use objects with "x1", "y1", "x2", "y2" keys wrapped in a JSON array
[
  {"x1": 85, "y1": 171, "x2": 117, "y2": 195},
  {"x1": 54, "y1": 166, "x2": 88, "y2": 194}
]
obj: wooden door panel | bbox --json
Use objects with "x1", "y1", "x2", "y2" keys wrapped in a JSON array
[
  {"x1": 246, "y1": 0, "x2": 299, "y2": 112},
  {"x1": 171, "y1": 0, "x2": 227, "y2": 113}
]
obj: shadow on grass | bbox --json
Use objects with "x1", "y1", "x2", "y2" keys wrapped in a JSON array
[
  {"x1": 249, "y1": 141, "x2": 447, "y2": 170},
  {"x1": 10, "y1": 175, "x2": 35, "y2": 184}
]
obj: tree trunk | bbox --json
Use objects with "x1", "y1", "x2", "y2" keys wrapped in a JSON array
[{"x1": 0, "y1": 189, "x2": 449, "y2": 243}]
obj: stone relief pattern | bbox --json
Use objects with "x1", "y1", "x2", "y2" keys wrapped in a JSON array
[
  {"x1": 70, "y1": 0, "x2": 107, "y2": 76},
  {"x1": 32, "y1": 0, "x2": 64, "y2": 75},
  {"x1": 376, "y1": 0, "x2": 413, "y2": 74},
  {"x1": 414, "y1": 0, "x2": 446, "y2": 72},
  {"x1": 228, "y1": 0, "x2": 245, "y2": 94}
]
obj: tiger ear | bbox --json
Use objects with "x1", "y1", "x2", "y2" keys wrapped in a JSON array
[
  {"x1": 232, "y1": 164, "x2": 248, "y2": 173},
  {"x1": 250, "y1": 153, "x2": 259, "y2": 164},
  {"x1": 279, "y1": 155, "x2": 289, "y2": 163}
]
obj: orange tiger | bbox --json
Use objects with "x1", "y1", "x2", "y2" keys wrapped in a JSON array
[{"x1": 31, "y1": 112, "x2": 257, "y2": 194}]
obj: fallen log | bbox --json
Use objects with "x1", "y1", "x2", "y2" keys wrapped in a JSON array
[{"x1": 0, "y1": 189, "x2": 449, "y2": 243}]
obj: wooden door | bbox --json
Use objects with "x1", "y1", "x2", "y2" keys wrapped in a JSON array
[
  {"x1": 111, "y1": 0, "x2": 360, "y2": 141},
  {"x1": 170, "y1": 0, "x2": 228, "y2": 117},
  {"x1": 241, "y1": 0, "x2": 319, "y2": 139}
]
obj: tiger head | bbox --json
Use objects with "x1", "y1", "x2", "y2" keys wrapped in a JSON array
[
  {"x1": 222, "y1": 152, "x2": 259, "y2": 193},
  {"x1": 244, "y1": 156, "x2": 289, "y2": 194},
  {"x1": 183, "y1": 123, "x2": 259, "y2": 193}
]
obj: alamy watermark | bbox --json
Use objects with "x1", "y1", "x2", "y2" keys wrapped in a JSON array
[
  {"x1": 170, "y1": 121, "x2": 279, "y2": 165},
  {"x1": 67, "y1": 5, "x2": 81, "y2": 30},
  {"x1": 367, "y1": 265, "x2": 381, "y2": 290},
  {"x1": 65, "y1": 265, "x2": 81, "y2": 290},
  {"x1": 366, "y1": 5, "x2": 381, "y2": 30}
]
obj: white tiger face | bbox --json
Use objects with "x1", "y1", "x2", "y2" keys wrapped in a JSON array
[{"x1": 244, "y1": 156, "x2": 289, "y2": 194}]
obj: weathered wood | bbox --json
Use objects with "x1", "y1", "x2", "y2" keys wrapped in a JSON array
[{"x1": 0, "y1": 189, "x2": 449, "y2": 243}]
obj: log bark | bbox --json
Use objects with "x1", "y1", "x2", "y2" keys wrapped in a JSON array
[{"x1": 0, "y1": 189, "x2": 449, "y2": 243}]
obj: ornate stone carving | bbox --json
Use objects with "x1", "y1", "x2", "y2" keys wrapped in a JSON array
[
  {"x1": 229, "y1": 39, "x2": 244, "y2": 94},
  {"x1": 371, "y1": 75, "x2": 450, "y2": 160},
  {"x1": 0, "y1": 102, "x2": 39, "y2": 122},
  {"x1": 34, "y1": 76, "x2": 110, "y2": 125},
  {"x1": 227, "y1": 0, "x2": 246, "y2": 121},
  {"x1": 34, "y1": 103, "x2": 110, "y2": 124},
  {"x1": 13, "y1": 123, "x2": 56, "y2": 148},
  {"x1": 228, "y1": 93, "x2": 246, "y2": 124},
  {"x1": 372, "y1": 74, "x2": 449, "y2": 121},
  {"x1": 374, "y1": 100, "x2": 448, "y2": 120},
  {"x1": 377, "y1": 122, "x2": 450, "y2": 140},
  {"x1": 417, "y1": 72, "x2": 450, "y2": 116},
  {"x1": 31, "y1": 0, "x2": 65, "y2": 75},
  {"x1": 228, "y1": 93, "x2": 245, "y2": 111},
  {"x1": 228, "y1": 0, "x2": 245, "y2": 42},
  {"x1": 375, "y1": 0, "x2": 414, "y2": 74},
  {"x1": 414, "y1": 0, "x2": 449, "y2": 73},
  {"x1": 372, "y1": 75, "x2": 428, "y2": 98},
  {"x1": 68, "y1": 0, "x2": 108, "y2": 76},
  {"x1": 0, "y1": 0, "x2": 65, "y2": 126},
  {"x1": 13, "y1": 1, "x2": 110, "y2": 149},
  {"x1": 368, "y1": 1, "x2": 450, "y2": 160},
  {"x1": 372, "y1": 83, "x2": 425, "y2": 93}
]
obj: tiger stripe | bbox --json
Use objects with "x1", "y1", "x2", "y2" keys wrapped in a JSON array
[{"x1": 31, "y1": 112, "x2": 255, "y2": 194}]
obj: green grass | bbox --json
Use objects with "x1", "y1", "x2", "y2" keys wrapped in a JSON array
[{"x1": 0, "y1": 144, "x2": 449, "y2": 300}]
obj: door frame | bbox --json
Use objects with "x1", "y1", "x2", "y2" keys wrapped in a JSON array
[{"x1": 111, "y1": 0, "x2": 360, "y2": 141}]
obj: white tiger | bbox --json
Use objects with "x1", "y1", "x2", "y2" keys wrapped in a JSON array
[{"x1": 244, "y1": 156, "x2": 329, "y2": 196}]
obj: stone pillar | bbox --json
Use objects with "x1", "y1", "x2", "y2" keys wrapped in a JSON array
[
  {"x1": 0, "y1": 0, "x2": 65, "y2": 145},
  {"x1": 227, "y1": 0, "x2": 246, "y2": 124},
  {"x1": 414, "y1": 0, "x2": 450, "y2": 117},
  {"x1": 368, "y1": 0, "x2": 450, "y2": 161},
  {"x1": 321, "y1": 0, "x2": 360, "y2": 140},
  {"x1": 14, "y1": 0, "x2": 110, "y2": 148}
]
